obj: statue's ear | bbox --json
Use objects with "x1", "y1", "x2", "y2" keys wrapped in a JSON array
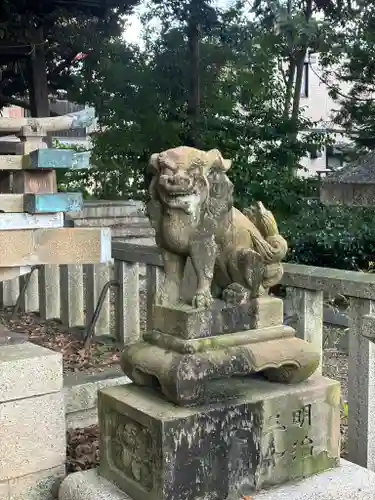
[
  {"x1": 207, "y1": 149, "x2": 232, "y2": 172},
  {"x1": 148, "y1": 153, "x2": 160, "y2": 174}
]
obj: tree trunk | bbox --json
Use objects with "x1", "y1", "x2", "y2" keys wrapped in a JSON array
[
  {"x1": 27, "y1": 27, "x2": 50, "y2": 118},
  {"x1": 292, "y1": 0, "x2": 313, "y2": 121},
  {"x1": 186, "y1": 15, "x2": 200, "y2": 148},
  {"x1": 291, "y1": 51, "x2": 305, "y2": 122},
  {"x1": 283, "y1": 58, "x2": 296, "y2": 119}
]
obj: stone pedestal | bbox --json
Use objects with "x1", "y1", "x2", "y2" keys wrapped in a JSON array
[
  {"x1": 121, "y1": 298, "x2": 321, "y2": 405},
  {"x1": 98, "y1": 376, "x2": 340, "y2": 500},
  {"x1": 0, "y1": 342, "x2": 66, "y2": 500}
]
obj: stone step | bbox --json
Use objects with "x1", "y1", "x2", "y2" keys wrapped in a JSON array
[
  {"x1": 110, "y1": 225, "x2": 155, "y2": 238},
  {"x1": 68, "y1": 200, "x2": 145, "y2": 219},
  {"x1": 111, "y1": 236, "x2": 156, "y2": 246},
  {"x1": 70, "y1": 216, "x2": 149, "y2": 227},
  {"x1": 59, "y1": 461, "x2": 375, "y2": 500}
]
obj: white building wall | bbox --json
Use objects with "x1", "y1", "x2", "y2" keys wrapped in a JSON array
[{"x1": 299, "y1": 54, "x2": 352, "y2": 177}]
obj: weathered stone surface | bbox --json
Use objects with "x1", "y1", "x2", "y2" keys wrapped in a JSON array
[
  {"x1": 282, "y1": 262, "x2": 375, "y2": 300},
  {"x1": 98, "y1": 376, "x2": 340, "y2": 500},
  {"x1": 151, "y1": 297, "x2": 283, "y2": 339},
  {"x1": 59, "y1": 469, "x2": 129, "y2": 500},
  {"x1": 147, "y1": 146, "x2": 287, "y2": 307},
  {"x1": 64, "y1": 369, "x2": 131, "y2": 429},
  {"x1": 0, "y1": 392, "x2": 65, "y2": 481},
  {"x1": 59, "y1": 461, "x2": 375, "y2": 500},
  {"x1": 0, "y1": 480, "x2": 9, "y2": 500},
  {"x1": 144, "y1": 324, "x2": 295, "y2": 354},
  {"x1": 0, "y1": 327, "x2": 28, "y2": 346},
  {"x1": 0, "y1": 342, "x2": 62, "y2": 403},
  {"x1": 121, "y1": 332, "x2": 320, "y2": 405},
  {"x1": 6, "y1": 465, "x2": 65, "y2": 500}
]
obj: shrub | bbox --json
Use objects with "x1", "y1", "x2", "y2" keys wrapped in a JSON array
[{"x1": 280, "y1": 200, "x2": 375, "y2": 271}]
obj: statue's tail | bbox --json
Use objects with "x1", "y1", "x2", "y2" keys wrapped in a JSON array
[{"x1": 244, "y1": 202, "x2": 288, "y2": 263}]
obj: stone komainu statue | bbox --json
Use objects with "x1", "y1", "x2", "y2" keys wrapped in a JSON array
[{"x1": 147, "y1": 146, "x2": 288, "y2": 308}]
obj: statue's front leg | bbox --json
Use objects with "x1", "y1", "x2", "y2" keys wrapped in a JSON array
[
  {"x1": 190, "y1": 235, "x2": 217, "y2": 309},
  {"x1": 157, "y1": 250, "x2": 186, "y2": 305}
]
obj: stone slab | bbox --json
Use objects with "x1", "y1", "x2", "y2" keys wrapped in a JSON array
[
  {"x1": 98, "y1": 376, "x2": 340, "y2": 500},
  {"x1": 58, "y1": 460, "x2": 375, "y2": 500},
  {"x1": 0, "y1": 227, "x2": 111, "y2": 266},
  {"x1": 27, "y1": 149, "x2": 90, "y2": 170},
  {"x1": 0, "y1": 392, "x2": 65, "y2": 481},
  {"x1": 0, "y1": 213, "x2": 64, "y2": 230},
  {"x1": 0, "y1": 342, "x2": 62, "y2": 402},
  {"x1": 152, "y1": 296, "x2": 283, "y2": 339},
  {"x1": 24, "y1": 193, "x2": 83, "y2": 214},
  {"x1": 0, "y1": 465, "x2": 66, "y2": 500},
  {"x1": 0, "y1": 328, "x2": 28, "y2": 347}
]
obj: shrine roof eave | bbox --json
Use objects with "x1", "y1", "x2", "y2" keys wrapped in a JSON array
[{"x1": 322, "y1": 150, "x2": 375, "y2": 185}]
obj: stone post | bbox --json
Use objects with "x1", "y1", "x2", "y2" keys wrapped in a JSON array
[
  {"x1": 0, "y1": 341, "x2": 66, "y2": 499},
  {"x1": 39, "y1": 265, "x2": 61, "y2": 320},
  {"x1": 60, "y1": 265, "x2": 85, "y2": 327},
  {"x1": 0, "y1": 278, "x2": 19, "y2": 307},
  {"x1": 84, "y1": 263, "x2": 111, "y2": 337},
  {"x1": 347, "y1": 298, "x2": 375, "y2": 470},
  {"x1": 19, "y1": 269, "x2": 40, "y2": 313},
  {"x1": 285, "y1": 287, "x2": 324, "y2": 372},
  {"x1": 146, "y1": 264, "x2": 164, "y2": 331},
  {"x1": 114, "y1": 260, "x2": 140, "y2": 345}
]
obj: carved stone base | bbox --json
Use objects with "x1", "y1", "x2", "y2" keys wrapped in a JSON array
[
  {"x1": 151, "y1": 296, "x2": 283, "y2": 339},
  {"x1": 98, "y1": 377, "x2": 340, "y2": 500},
  {"x1": 121, "y1": 325, "x2": 320, "y2": 406}
]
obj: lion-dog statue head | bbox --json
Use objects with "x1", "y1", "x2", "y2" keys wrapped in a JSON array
[{"x1": 147, "y1": 146, "x2": 233, "y2": 228}]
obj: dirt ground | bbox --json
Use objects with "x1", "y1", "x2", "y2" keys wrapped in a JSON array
[{"x1": 0, "y1": 306, "x2": 349, "y2": 471}]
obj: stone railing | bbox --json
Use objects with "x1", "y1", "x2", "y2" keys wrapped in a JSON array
[
  {"x1": 111, "y1": 241, "x2": 375, "y2": 473},
  {"x1": 3, "y1": 239, "x2": 375, "y2": 471},
  {"x1": 0, "y1": 263, "x2": 114, "y2": 335}
]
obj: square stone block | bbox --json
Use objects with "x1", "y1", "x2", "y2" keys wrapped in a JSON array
[
  {"x1": 0, "y1": 393, "x2": 66, "y2": 481},
  {"x1": 0, "y1": 342, "x2": 62, "y2": 403},
  {"x1": 98, "y1": 376, "x2": 340, "y2": 500},
  {"x1": 152, "y1": 296, "x2": 283, "y2": 339}
]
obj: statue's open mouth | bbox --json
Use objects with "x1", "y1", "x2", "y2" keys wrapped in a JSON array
[
  {"x1": 158, "y1": 173, "x2": 205, "y2": 214},
  {"x1": 162, "y1": 192, "x2": 201, "y2": 214}
]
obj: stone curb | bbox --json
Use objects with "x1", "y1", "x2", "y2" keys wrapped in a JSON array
[
  {"x1": 59, "y1": 461, "x2": 375, "y2": 500},
  {"x1": 64, "y1": 368, "x2": 130, "y2": 429}
]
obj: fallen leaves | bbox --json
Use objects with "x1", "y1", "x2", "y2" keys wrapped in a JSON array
[
  {"x1": 0, "y1": 307, "x2": 121, "y2": 374},
  {"x1": 67, "y1": 426, "x2": 100, "y2": 472}
]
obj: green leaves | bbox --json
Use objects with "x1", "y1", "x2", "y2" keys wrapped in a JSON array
[
  {"x1": 59, "y1": 0, "x2": 325, "y2": 211},
  {"x1": 281, "y1": 201, "x2": 375, "y2": 270}
]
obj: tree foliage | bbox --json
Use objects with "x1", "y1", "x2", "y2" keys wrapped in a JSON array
[
  {"x1": 67, "y1": 0, "x2": 323, "y2": 216},
  {"x1": 317, "y1": 1, "x2": 375, "y2": 149},
  {"x1": 0, "y1": 0, "x2": 140, "y2": 112}
]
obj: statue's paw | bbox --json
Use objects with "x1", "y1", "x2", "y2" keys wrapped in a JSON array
[
  {"x1": 222, "y1": 283, "x2": 251, "y2": 306},
  {"x1": 192, "y1": 290, "x2": 213, "y2": 309}
]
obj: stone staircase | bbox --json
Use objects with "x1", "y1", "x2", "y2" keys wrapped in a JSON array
[{"x1": 66, "y1": 200, "x2": 155, "y2": 244}]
